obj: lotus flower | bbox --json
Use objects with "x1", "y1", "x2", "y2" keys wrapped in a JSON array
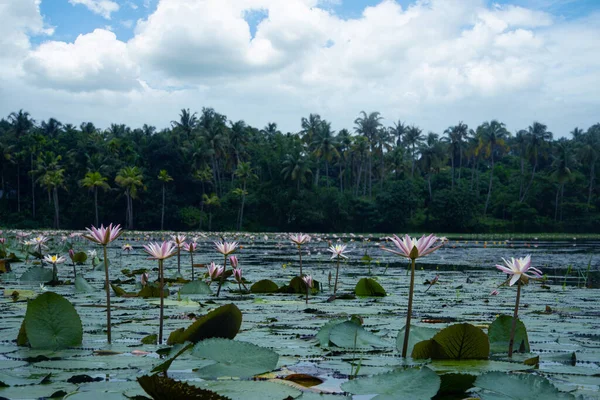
[
  {"x1": 229, "y1": 255, "x2": 238, "y2": 268},
  {"x1": 302, "y1": 275, "x2": 314, "y2": 288},
  {"x1": 43, "y1": 254, "x2": 66, "y2": 265},
  {"x1": 171, "y1": 235, "x2": 186, "y2": 248},
  {"x1": 381, "y1": 234, "x2": 443, "y2": 260},
  {"x1": 328, "y1": 244, "x2": 349, "y2": 259},
  {"x1": 290, "y1": 233, "x2": 311, "y2": 246},
  {"x1": 182, "y1": 242, "x2": 197, "y2": 252},
  {"x1": 232, "y1": 268, "x2": 243, "y2": 283},
  {"x1": 143, "y1": 241, "x2": 177, "y2": 260},
  {"x1": 207, "y1": 262, "x2": 224, "y2": 281},
  {"x1": 122, "y1": 243, "x2": 133, "y2": 252},
  {"x1": 83, "y1": 224, "x2": 123, "y2": 245},
  {"x1": 490, "y1": 289, "x2": 500, "y2": 296},
  {"x1": 495, "y1": 255, "x2": 542, "y2": 286},
  {"x1": 214, "y1": 240, "x2": 238, "y2": 256}
]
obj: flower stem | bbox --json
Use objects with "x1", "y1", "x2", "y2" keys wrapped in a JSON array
[
  {"x1": 306, "y1": 285, "x2": 309, "y2": 305},
  {"x1": 72, "y1": 262, "x2": 76, "y2": 280},
  {"x1": 103, "y1": 245, "x2": 111, "y2": 344},
  {"x1": 333, "y1": 257, "x2": 340, "y2": 295},
  {"x1": 508, "y1": 283, "x2": 521, "y2": 357},
  {"x1": 402, "y1": 258, "x2": 416, "y2": 358},
  {"x1": 177, "y1": 248, "x2": 181, "y2": 274},
  {"x1": 159, "y1": 259, "x2": 164, "y2": 344},
  {"x1": 216, "y1": 254, "x2": 227, "y2": 297},
  {"x1": 190, "y1": 252, "x2": 194, "y2": 281},
  {"x1": 298, "y1": 246, "x2": 303, "y2": 276}
]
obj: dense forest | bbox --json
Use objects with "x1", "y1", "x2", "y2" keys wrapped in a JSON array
[{"x1": 0, "y1": 108, "x2": 598, "y2": 233}]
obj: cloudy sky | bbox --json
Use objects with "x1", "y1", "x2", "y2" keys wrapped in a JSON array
[{"x1": 1, "y1": 0, "x2": 599, "y2": 136}]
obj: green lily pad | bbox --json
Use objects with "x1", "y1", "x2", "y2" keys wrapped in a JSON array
[
  {"x1": 474, "y1": 372, "x2": 575, "y2": 399},
  {"x1": 24, "y1": 292, "x2": 83, "y2": 350},
  {"x1": 191, "y1": 338, "x2": 279, "y2": 378},
  {"x1": 413, "y1": 323, "x2": 489, "y2": 360},
  {"x1": 329, "y1": 321, "x2": 391, "y2": 350},
  {"x1": 341, "y1": 367, "x2": 441, "y2": 400},
  {"x1": 193, "y1": 380, "x2": 300, "y2": 400},
  {"x1": 355, "y1": 277, "x2": 386, "y2": 296},
  {"x1": 74, "y1": 275, "x2": 95, "y2": 293},
  {"x1": 19, "y1": 267, "x2": 52, "y2": 282},
  {"x1": 179, "y1": 280, "x2": 212, "y2": 295},
  {"x1": 488, "y1": 315, "x2": 530, "y2": 354},
  {"x1": 72, "y1": 252, "x2": 88, "y2": 264},
  {"x1": 250, "y1": 279, "x2": 279, "y2": 293},
  {"x1": 138, "y1": 374, "x2": 231, "y2": 400},
  {"x1": 167, "y1": 303, "x2": 242, "y2": 345},
  {"x1": 396, "y1": 325, "x2": 439, "y2": 355}
]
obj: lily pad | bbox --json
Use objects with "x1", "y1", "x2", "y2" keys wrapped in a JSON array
[
  {"x1": 396, "y1": 325, "x2": 439, "y2": 355},
  {"x1": 138, "y1": 374, "x2": 231, "y2": 400},
  {"x1": 24, "y1": 292, "x2": 83, "y2": 350},
  {"x1": 355, "y1": 278, "x2": 386, "y2": 296},
  {"x1": 74, "y1": 275, "x2": 95, "y2": 293},
  {"x1": 474, "y1": 371, "x2": 575, "y2": 399},
  {"x1": 193, "y1": 380, "x2": 300, "y2": 400},
  {"x1": 341, "y1": 367, "x2": 441, "y2": 400},
  {"x1": 19, "y1": 267, "x2": 52, "y2": 282},
  {"x1": 167, "y1": 303, "x2": 242, "y2": 345},
  {"x1": 413, "y1": 323, "x2": 489, "y2": 360},
  {"x1": 179, "y1": 280, "x2": 212, "y2": 295},
  {"x1": 488, "y1": 315, "x2": 530, "y2": 354},
  {"x1": 191, "y1": 338, "x2": 279, "y2": 378},
  {"x1": 250, "y1": 279, "x2": 279, "y2": 293},
  {"x1": 329, "y1": 321, "x2": 391, "y2": 349}
]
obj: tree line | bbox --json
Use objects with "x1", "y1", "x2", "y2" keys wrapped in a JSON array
[{"x1": 0, "y1": 108, "x2": 598, "y2": 233}]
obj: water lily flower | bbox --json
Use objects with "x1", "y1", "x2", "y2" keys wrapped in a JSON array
[
  {"x1": 232, "y1": 268, "x2": 243, "y2": 283},
  {"x1": 44, "y1": 254, "x2": 66, "y2": 265},
  {"x1": 214, "y1": 241, "x2": 238, "y2": 256},
  {"x1": 302, "y1": 275, "x2": 313, "y2": 304},
  {"x1": 140, "y1": 272, "x2": 149, "y2": 286},
  {"x1": 68, "y1": 249, "x2": 75, "y2": 260},
  {"x1": 83, "y1": 224, "x2": 123, "y2": 245},
  {"x1": 28, "y1": 235, "x2": 49, "y2": 253},
  {"x1": 290, "y1": 233, "x2": 311, "y2": 246},
  {"x1": 381, "y1": 234, "x2": 443, "y2": 260},
  {"x1": 171, "y1": 235, "x2": 187, "y2": 248},
  {"x1": 495, "y1": 255, "x2": 542, "y2": 286},
  {"x1": 88, "y1": 249, "x2": 97, "y2": 259},
  {"x1": 122, "y1": 243, "x2": 133, "y2": 253},
  {"x1": 229, "y1": 255, "x2": 238, "y2": 268},
  {"x1": 328, "y1": 244, "x2": 349, "y2": 259},
  {"x1": 0, "y1": 238, "x2": 5, "y2": 245},
  {"x1": 207, "y1": 262, "x2": 224, "y2": 281},
  {"x1": 39, "y1": 283, "x2": 48, "y2": 292},
  {"x1": 490, "y1": 289, "x2": 500, "y2": 296},
  {"x1": 143, "y1": 241, "x2": 177, "y2": 260},
  {"x1": 182, "y1": 242, "x2": 197, "y2": 252}
]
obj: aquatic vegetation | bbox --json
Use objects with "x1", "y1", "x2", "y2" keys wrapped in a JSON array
[
  {"x1": 214, "y1": 240, "x2": 238, "y2": 297},
  {"x1": 290, "y1": 233, "x2": 311, "y2": 276},
  {"x1": 182, "y1": 241, "x2": 198, "y2": 280},
  {"x1": 328, "y1": 243, "x2": 349, "y2": 295}
]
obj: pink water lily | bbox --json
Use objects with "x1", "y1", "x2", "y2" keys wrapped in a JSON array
[
  {"x1": 140, "y1": 272, "x2": 149, "y2": 286},
  {"x1": 290, "y1": 233, "x2": 311, "y2": 246},
  {"x1": 214, "y1": 241, "x2": 238, "y2": 256},
  {"x1": 328, "y1": 244, "x2": 349, "y2": 259},
  {"x1": 229, "y1": 255, "x2": 238, "y2": 268},
  {"x1": 232, "y1": 268, "x2": 243, "y2": 283},
  {"x1": 83, "y1": 224, "x2": 123, "y2": 245},
  {"x1": 302, "y1": 275, "x2": 314, "y2": 288},
  {"x1": 68, "y1": 249, "x2": 75, "y2": 260},
  {"x1": 171, "y1": 235, "x2": 187, "y2": 247},
  {"x1": 143, "y1": 241, "x2": 178, "y2": 260},
  {"x1": 182, "y1": 242, "x2": 197, "y2": 252},
  {"x1": 381, "y1": 234, "x2": 443, "y2": 260},
  {"x1": 122, "y1": 243, "x2": 133, "y2": 252},
  {"x1": 495, "y1": 255, "x2": 542, "y2": 286},
  {"x1": 207, "y1": 262, "x2": 224, "y2": 281}
]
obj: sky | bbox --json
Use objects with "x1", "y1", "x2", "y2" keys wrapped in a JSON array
[{"x1": 1, "y1": 0, "x2": 599, "y2": 136}]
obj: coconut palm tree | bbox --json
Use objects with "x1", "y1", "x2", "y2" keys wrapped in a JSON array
[
  {"x1": 235, "y1": 161, "x2": 257, "y2": 230},
  {"x1": 551, "y1": 141, "x2": 575, "y2": 221},
  {"x1": 389, "y1": 120, "x2": 407, "y2": 147},
  {"x1": 312, "y1": 121, "x2": 339, "y2": 188},
  {"x1": 520, "y1": 122, "x2": 553, "y2": 202},
  {"x1": 281, "y1": 153, "x2": 312, "y2": 191},
  {"x1": 158, "y1": 170, "x2": 173, "y2": 230},
  {"x1": 419, "y1": 133, "x2": 446, "y2": 201},
  {"x1": 79, "y1": 171, "x2": 110, "y2": 227},
  {"x1": 574, "y1": 124, "x2": 600, "y2": 207},
  {"x1": 171, "y1": 108, "x2": 198, "y2": 139},
  {"x1": 404, "y1": 125, "x2": 425, "y2": 178},
  {"x1": 115, "y1": 166, "x2": 144, "y2": 229},
  {"x1": 202, "y1": 193, "x2": 220, "y2": 231},
  {"x1": 514, "y1": 129, "x2": 528, "y2": 199},
  {"x1": 479, "y1": 120, "x2": 509, "y2": 216},
  {"x1": 354, "y1": 111, "x2": 383, "y2": 196}
]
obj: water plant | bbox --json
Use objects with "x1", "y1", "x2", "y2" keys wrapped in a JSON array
[
  {"x1": 214, "y1": 240, "x2": 238, "y2": 297},
  {"x1": 143, "y1": 241, "x2": 177, "y2": 344},
  {"x1": 290, "y1": 233, "x2": 311, "y2": 276},
  {"x1": 302, "y1": 274, "x2": 313, "y2": 304},
  {"x1": 171, "y1": 234, "x2": 186, "y2": 275},
  {"x1": 495, "y1": 254, "x2": 542, "y2": 357},
  {"x1": 182, "y1": 241, "x2": 198, "y2": 280},
  {"x1": 381, "y1": 234, "x2": 443, "y2": 358},
  {"x1": 206, "y1": 262, "x2": 224, "y2": 286},
  {"x1": 43, "y1": 254, "x2": 65, "y2": 282},
  {"x1": 328, "y1": 243, "x2": 349, "y2": 295},
  {"x1": 82, "y1": 223, "x2": 123, "y2": 343}
]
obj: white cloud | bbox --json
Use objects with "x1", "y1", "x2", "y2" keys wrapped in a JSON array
[
  {"x1": 1, "y1": 0, "x2": 599, "y2": 137},
  {"x1": 68, "y1": 0, "x2": 119, "y2": 19}
]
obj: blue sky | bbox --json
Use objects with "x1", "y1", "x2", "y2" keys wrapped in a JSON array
[{"x1": 36, "y1": 0, "x2": 600, "y2": 44}]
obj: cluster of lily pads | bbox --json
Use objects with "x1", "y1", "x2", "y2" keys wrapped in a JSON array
[{"x1": 0, "y1": 226, "x2": 587, "y2": 400}]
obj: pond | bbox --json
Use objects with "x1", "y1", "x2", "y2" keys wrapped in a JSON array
[{"x1": 1, "y1": 231, "x2": 599, "y2": 399}]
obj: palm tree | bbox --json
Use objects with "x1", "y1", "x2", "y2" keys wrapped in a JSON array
[
  {"x1": 38, "y1": 168, "x2": 65, "y2": 229},
  {"x1": 479, "y1": 120, "x2": 509, "y2": 216},
  {"x1": 404, "y1": 125, "x2": 425, "y2": 178},
  {"x1": 202, "y1": 193, "x2": 220, "y2": 231},
  {"x1": 351, "y1": 135, "x2": 369, "y2": 196},
  {"x1": 8, "y1": 110, "x2": 34, "y2": 211},
  {"x1": 514, "y1": 130, "x2": 528, "y2": 199},
  {"x1": 374, "y1": 127, "x2": 393, "y2": 188},
  {"x1": 335, "y1": 128, "x2": 352, "y2": 192},
  {"x1": 442, "y1": 125, "x2": 464, "y2": 189},
  {"x1": 520, "y1": 122, "x2": 553, "y2": 202},
  {"x1": 79, "y1": 171, "x2": 110, "y2": 227},
  {"x1": 389, "y1": 120, "x2": 407, "y2": 147},
  {"x1": 575, "y1": 124, "x2": 600, "y2": 207},
  {"x1": 235, "y1": 161, "x2": 257, "y2": 230},
  {"x1": 0, "y1": 140, "x2": 13, "y2": 196},
  {"x1": 171, "y1": 108, "x2": 198, "y2": 139},
  {"x1": 311, "y1": 121, "x2": 339, "y2": 188},
  {"x1": 419, "y1": 133, "x2": 446, "y2": 201},
  {"x1": 551, "y1": 141, "x2": 575, "y2": 221},
  {"x1": 157, "y1": 170, "x2": 173, "y2": 230},
  {"x1": 41, "y1": 118, "x2": 63, "y2": 139},
  {"x1": 115, "y1": 166, "x2": 144, "y2": 229},
  {"x1": 281, "y1": 153, "x2": 312, "y2": 191},
  {"x1": 354, "y1": 111, "x2": 383, "y2": 196},
  {"x1": 301, "y1": 114, "x2": 322, "y2": 147}
]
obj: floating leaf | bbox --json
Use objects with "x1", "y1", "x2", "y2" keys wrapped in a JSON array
[
  {"x1": 428, "y1": 360, "x2": 534, "y2": 374},
  {"x1": 141, "y1": 334, "x2": 157, "y2": 345},
  {"x1": 191, "y1": 338, "x2": 279, "y2": 378},
  {"x1": 110, "y1": 284, "x2": 126, "y2": 297},
  {"x1": 438, "y1": 373, "x2": 476, "y2": 396},
  {"x1": 250, "y1": 279, "x2": 279, "y2": 293},
  {"x1": 488, "y1": 315, "x2": 530, "y2": 354},
  {"x1": 316, "y1": 318, "x2": 358, "y2": 347},
  {"x1": 413, "y1": 323, "x2": 489, "y2": 360},
  {"x1": 396, "y1": 325, "x2": 439, "y2": 355},
  {"x1": 74, "y1": 276, "x2": 95, "y2": 293},
  {"x1": 72, "y1": 252, "x2": 88, "y2": 264},
  {"x1": 341, "y1": 367, "x2": 441, "y2": 400},
  {"x1": 329, "y1": 321, "x2": 390, "y2": 349},
  {"x1": 283, "y1": 374, "x2": 323, "y2": 387},
  {"x1": 179, "y1": 280, "x2": 212, "y2": 295},
  {"x1": 138, "y1": 283, "x2": 169, "y2": 298},
  {"x1": 19, "y1": 267, "x2": 52, "y2": 282},
  {"x1": 167, "y1": 303, "x2": 242, "y2": 345},
  {"x1": 195, "y1": 380, "x2": 300, "y2": 400},
  {"x1": 138, "y1": 374, "x2": 231, "y2": 400},
  {"x1": 474, "y1": 372, "x2": 575, "y2": 399},
  {"x1": 355, "y1": 278, "x2": 386, "y2": 296},
  {"x1": 24, "y1": 292, "x2": 83, "y2": 349}
]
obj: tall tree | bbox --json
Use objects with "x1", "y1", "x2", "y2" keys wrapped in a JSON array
[
  {"x1": 404, "y1": 125, "x2": 425, "y2": 178},
  {"x1": 575, "y1": 124, "x2": 600, "y2": 207},
  {"x1": 354, "y1": 111, "x2": 383, "y2": 196},
  {"x1": 311, "y1": 121, "x2": 339, "y2": 188},
  {"x1": 115, "y1": 166, "x2": 144, "y2": 229},
  {"x1": 520, "y1": 121, "x2": 553, "y2": 202},
  {"x1": 235, "y1": 161, "x2": 257, "y2": 230},
  {"x1": 551, "y1": 141, "x2": 575, "y2": 221},
  {"x1": 281, "y1": 153, "x2": 312, "y2": 191},
  {"x1": 79, "y1": 171, "x2": 110, "y2": 227},
  {"x1": 157, "y1": 170, "x2": 173, "y2": 230},
  {"x1": 480, "y1": 120, "x2": 509, "y2": 216}
]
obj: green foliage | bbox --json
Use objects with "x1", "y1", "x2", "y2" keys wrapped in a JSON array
[
  {"x1": 20, "y1": 267, "x2": 53, "y2": 282},
  {"x1": 488, "y1": 315, "x2": 530, "y2": 354},
  {"x1": 328, "y1": 321, "x2": 390, "y2": 350},
  {"x1": 74, "y1": 275, "x2": 95, "y2": 293},
  {"x1": 474, "y1": 372, "x2": 575, "y2": 399},
  {"x1": 23, "y1": 292, "x2": 83, "y2": 349},
  {"x1": 355, "y1": 278, "x2": 386, "y2": 296},
  {"x1": 341, "y1": 367, "x2": 441, "y2": 400},
  {"x1": 71, "y1": 252, "x2": 87, "y2": 264},
  {"x1": 179, "y1": 280, "x2": 212, "y2": 295},
  {"x1": 250, "y1": 279, "x2": 279, "y2": 293},
  {"x1": 138, "y1": 374, "x2": 231, "y2": 400},
  {"x1": 167, "y1": 303, "x2": 242, "y2": 345},
  {"x1": 191, "y1": 338, "x2": 279, "y2": 378},
  {"x1": 396, "y1": 325, "x2": 439, "y2": 355},
  {"x1": 412, "y1": 323, "x2": 489, "y2": 360}
]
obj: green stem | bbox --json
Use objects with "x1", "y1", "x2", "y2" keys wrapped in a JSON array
[
  {"x1": 190, "y1": 252, "x2": 194, "y2": 281},
  {"x1": 216, "y1": 254, "x2": 228, "y2": 297},
  {"x1": 402, "y1": 258, "x2": 416, "y2": 358},
  {"x1": 177, "y1": 248, "x2": 181, "y2": 274},
  {"x1": 159, "y1": 259, "x2": 164, "y2": 344},
  {"x1": 306, "y1": 285, "x2": 309, "y2": 305},
  {"x1": 298, "y1": 246, "x2": 303, "y2": 276},
  {"x1": 103, "y1": 245, "x2": 111, "y2": 344},
  {"x1": 334, "y1": 257, "x2": 340, "y2": 295},
  {"x1": 508, "y1": 283, "x2": 521, "y2": 357}
]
